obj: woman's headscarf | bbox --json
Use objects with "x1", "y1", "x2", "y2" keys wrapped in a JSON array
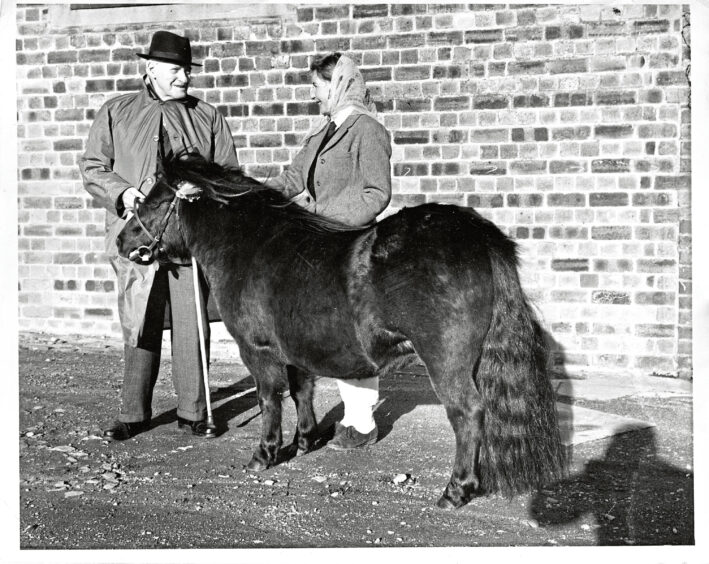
[{"x1": 302, "y1": 55, "x2": 379, "y2": 144}]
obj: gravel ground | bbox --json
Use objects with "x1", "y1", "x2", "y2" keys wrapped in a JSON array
[{"x1": 14, "y1": 334, "x2": 695, "y2": 557}]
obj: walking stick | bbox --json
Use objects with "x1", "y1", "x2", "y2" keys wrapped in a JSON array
[{"x1": 192, "y1": 256, "x2": 215, "y2": 429}]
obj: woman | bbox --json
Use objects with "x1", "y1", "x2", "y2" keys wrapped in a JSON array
[{"x1": 266, "y1": 52, "x2": 392, "y2": 450}]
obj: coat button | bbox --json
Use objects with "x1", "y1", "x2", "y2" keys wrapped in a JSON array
[
  {"x1": 305, "y1": 196, "x2": 311, "y2": 203},
  {"x1": 146, "y1": 178, "x2": 154, "y2": 184},
  {"x1": 320, "y1": 158, "x2": 325, "y2": 164},
  {"x1": 316, "y1": 181, "x2": 321, "y2": 186},
  {"x1": 152, "y1": 135, "x2": 159, "y2": 142}
]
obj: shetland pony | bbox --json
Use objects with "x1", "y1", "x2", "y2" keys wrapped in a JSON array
[{"x1": 117, "y1": 156, "x2": 566, "y2": 509}]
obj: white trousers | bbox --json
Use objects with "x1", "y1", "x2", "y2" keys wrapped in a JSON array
[{"x1": 336, "y1": 376, "x2": 379, "y2": 433}]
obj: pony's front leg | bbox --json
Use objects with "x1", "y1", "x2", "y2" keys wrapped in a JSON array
[{"x1": 245, "y1": 363, "x2": 287, "y2": 471}]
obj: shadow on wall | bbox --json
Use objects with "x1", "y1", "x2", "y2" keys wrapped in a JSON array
[{"x1": 529, "y1": 426, "x2": 694, "y2": 545}]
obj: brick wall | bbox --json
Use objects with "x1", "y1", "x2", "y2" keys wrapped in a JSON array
[{"x1": 15, "y1": 3, "x2": 692, "y2": 378}]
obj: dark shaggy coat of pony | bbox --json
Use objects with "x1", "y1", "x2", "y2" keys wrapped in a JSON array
[{"x1": 117, "y1": 156, "x2": 567, "y2": 509}]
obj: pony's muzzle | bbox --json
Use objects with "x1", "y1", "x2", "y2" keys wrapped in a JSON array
[{"x1": 128, "y1": 245, "x2": 154, "y2": 263}]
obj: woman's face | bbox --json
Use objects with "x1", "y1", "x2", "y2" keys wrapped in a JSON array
[{"x1": 311, "y1": 72, "x2": 331, "y2": 115}]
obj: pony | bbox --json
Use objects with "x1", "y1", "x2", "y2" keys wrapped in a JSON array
[{"x1": 116, "y1": 155, "x2": 566, "y2": 509}]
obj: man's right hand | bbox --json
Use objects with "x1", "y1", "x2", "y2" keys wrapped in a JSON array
[{"x1": 121, "y1": 188, "x2": 145, "y2": 212}]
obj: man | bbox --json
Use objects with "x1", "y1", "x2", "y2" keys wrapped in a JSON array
[{"x1": 79, "y1": 31, "x2": 239, "y2": 440}]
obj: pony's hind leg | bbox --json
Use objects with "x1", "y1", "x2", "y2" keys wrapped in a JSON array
[
  {"x1": 286, "y1": 365, "x2": 318, "y2": 454},
  {"x1": 434, "y1": 375, "x2": 484, "y2": 509},
  {"x1": 414, "y1": 335, "x2": 486, "y2": 509}
]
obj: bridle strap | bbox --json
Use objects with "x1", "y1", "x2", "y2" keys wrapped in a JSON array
[{"x1": 131, "y1": 195, "x2": 179, "y2": 256}]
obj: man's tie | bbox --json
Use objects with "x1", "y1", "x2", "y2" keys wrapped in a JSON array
[{"x1": 307, "y1": 121, "x2": 338, "y2": 199}]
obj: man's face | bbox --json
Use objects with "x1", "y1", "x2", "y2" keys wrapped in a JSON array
[
  {"x1": 147, "y1": 60, "x2": 191, "y2": 101},
  {"x1": 311, "y1": 72, "x2": 331, "y2": 115}
]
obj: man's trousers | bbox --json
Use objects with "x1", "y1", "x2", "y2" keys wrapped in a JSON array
[{"x1": 119, "y1": 263, "x2": 210, "y2": 423}]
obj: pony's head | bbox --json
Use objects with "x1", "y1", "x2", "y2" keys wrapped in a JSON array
[{"x1": 116, "y1": 175, "x2": 192, "y2": 264}]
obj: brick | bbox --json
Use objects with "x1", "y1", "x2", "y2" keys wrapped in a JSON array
[
  {"x1": 592, "y1": 291, "x2": 630, "y2": 305},
  {"x1": 635, "y1": 324, "x2": 674, "y2": 338},
  {"x1": 353, "y1": 4, "x2": 388, "y2": 18},
  {"x1": 509, "y1": 160, "x2": 546, "y2": 174},
  {"x1": 427, "y1": 31, "x2": 463, "y2": 46},
  {"x1": 48, "y1": 51, "x2": 78, "y2": 64},
  {"x1": 510, "y1": 50, "x2": 548, "y2": 70},
  {"x1": 552, "y1": 126, "x2": 591, "y2": 140},
  {"x1": 465, "y1": 29, "x2": 503, "y2": 43},
  {"x1": 551, "y1": 259, "x2": 589, "y2": 271},
  {"x1": 467, "y1": 194, "x2": 504, "y2": 208},
  {"x1": 473, "y1": 95, "x2": 508, "y2": 110},
  {"x1": 635, "y1": 292, "x2": 675, "y2": 305},
  {"x1": 361, "y1": 67, "x2": 392, "y2": 82},
  {"x1": 469, "y1": 161, "x2": 507, "y2": 176},
  {"x1": 388, "y1": 33, "x2": 426, "y2": 49},
  {"x1": 53, "y1": 139, "x2": 83, "y2": 151},
  {"x1": 393, "y1": 130, "x2": 429, "y2": 144},
  {"x1": 84, "y1": 308, "x2": 114, "y2": 318},
  {"x1": 654, "y1": 176, "x2": 690, "y2": 190},
  {"x1": 549, "y1": 59, "x2": 587, "y2": 74},
  {"x1": 434, "y1": 96, "x2": 470, "y2": 111},
  {"x1": 591, "y1": 226, "x2": 632, "y2": 240},
  {"x1": 595, "y1": 125, "x2": 633, "y2": 138},
  {"x1": 638, "y1": 124, "x2": 677, "y2": 138},
  {"x1": 656, "y1": 71, "x2": 687, "y2": 86},
  {"x1": 591, "y1": 159, "x2": 631, "y2": 173},
  {"x1": 471, "y1": 129, "x2": 508, "y2": 143},
  {"x1": 632, "y1": 19, "x2": 670, "y2": 34},
  {"x1": 632, "y1": 193, "x2": 672, "y2": 206},
  {"x1": 395, "y1": 99, "x2": 431, "y2": 112},
  {"x1": 394, "y1": 163, "x2": 429, "y2": 176},
  {"x1": 296, "y1": 7, "x2": 313, "y2": 21},
  {"x1": 587, "y1": 22, "x2": 627, "y2": 37},
  {"x1": 589, "y1": 192, "x2": 629, "y2": 206},
  {"x1": 55, "y1": 109, "x2": 84, "y2": 121},
  {"x1": 595, "y1": 91, "x2": 636, "y2": 105},
  {"x1": 314, "y1": 5, "x2": 350, "y2": 19},
  {"x1": 637, "y1": 259, "x2": 676, "y2": 273},
  {"x1": 394, "y1": 66, "x2": 431, "y2": 81},
  {"x1": 505, "y1": 26, "x2": 544, "y2": 42},
  {"x1": 250, "y1": 134, "x2": 281, "y2": 148},
  {"x1": 550, "y1": 161, "x2": 587, "y2": 174},
  {"x1": 547, "y1": 193, "x2": 586, "y2": 207}
]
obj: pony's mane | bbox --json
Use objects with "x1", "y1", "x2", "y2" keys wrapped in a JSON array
[{"x1": 164, "y1": 155, "x2": 363, "y2": 234}]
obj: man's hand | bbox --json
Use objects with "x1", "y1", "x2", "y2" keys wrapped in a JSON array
[{"x1": 121, "y1": 188, "x2": 144, "y2": 212}]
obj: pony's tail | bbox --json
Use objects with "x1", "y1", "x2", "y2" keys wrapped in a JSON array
[{"x1": 476, "y1": 242, "x2": 567, "y2": 496}]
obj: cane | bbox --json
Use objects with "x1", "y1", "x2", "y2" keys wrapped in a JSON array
[{"x1": 192, "y1": 256, "x2": 215, "y2": 429}]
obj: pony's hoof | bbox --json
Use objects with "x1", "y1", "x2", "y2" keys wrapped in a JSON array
[
  {"x1": 436, "y1": 494, "x2": 460, "y2": 510},
  {"x1": 246, "y1": 457, "x2": 268, "y2": 471}
]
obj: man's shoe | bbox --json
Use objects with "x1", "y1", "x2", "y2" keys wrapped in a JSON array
[
  {"x1": 103, "y1": 420, "x2": 149, "y2": 441},
  {"x1": 327, "y1": 424, "x2": 377, "y2": 451},
  {"x1": 177, "y1": 417, "x2": 217, "y2": 438}
]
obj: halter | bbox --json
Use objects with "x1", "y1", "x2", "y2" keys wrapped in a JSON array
[
  {"x1": 126, "y1": 181, "x2": 203, "y2": 263},
  {"x1": 127, "y1": 195, "x2": 179, "y2": 263}
]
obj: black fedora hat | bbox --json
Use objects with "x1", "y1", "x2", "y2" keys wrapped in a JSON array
[{"x1": 136, "y1": 30, "x2": 201, "y2": 67}]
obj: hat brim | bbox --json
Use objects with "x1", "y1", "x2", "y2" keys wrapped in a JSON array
[{"x1": 136, "y1": 53, "x2": 202, "y2": 67}]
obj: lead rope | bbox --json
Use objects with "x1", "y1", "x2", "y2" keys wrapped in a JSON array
[{"x1": 192, "y1": 257, "x2": 215, "y2": 430}]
